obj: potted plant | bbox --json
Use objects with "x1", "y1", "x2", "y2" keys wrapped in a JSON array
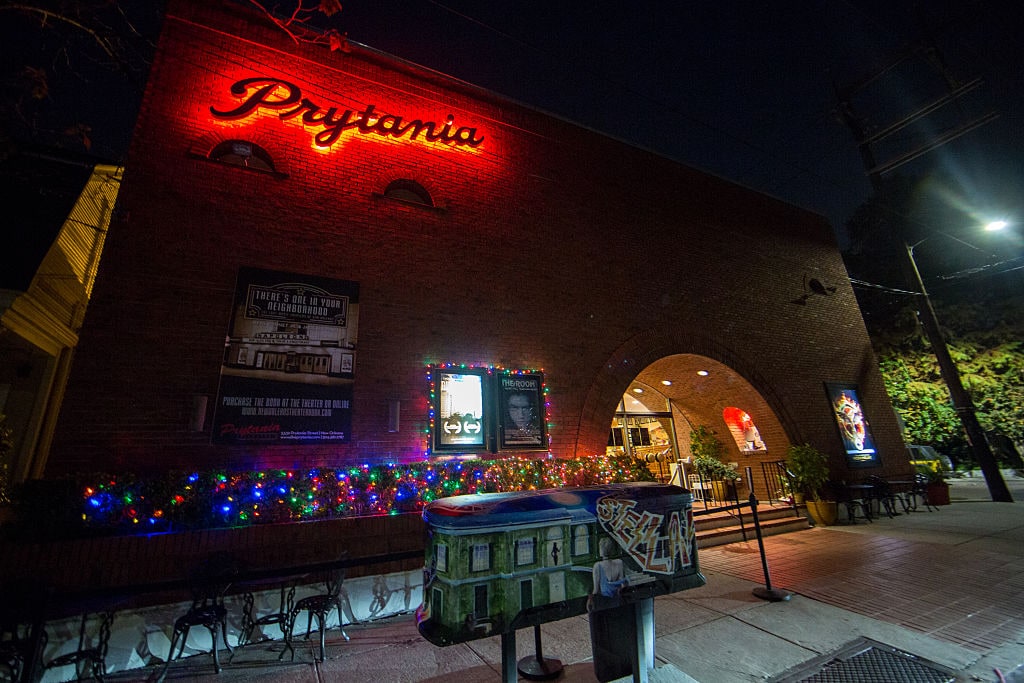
[
  {"x1": 690, "y1": 426, "x2": 740, "y2": 500},
  {"x1": 785, "y1": 443, "x2": 837, "y2": 525},
  {"x1": 916, "y1": 464, "x2": 951, "y2": 506},
  {"x1": 693, "y1": 454, "x2": 741, "y2": 483}
]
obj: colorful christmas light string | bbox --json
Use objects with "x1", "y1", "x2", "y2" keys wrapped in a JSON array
[
  {"x1": 76, "y1": 363, "x2": 649, "y2": 534},
  {"x1": 79, "y1": 453, "x2": 652, "y2": 534}
]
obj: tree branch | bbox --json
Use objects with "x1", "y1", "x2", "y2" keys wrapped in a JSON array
[{"x1": 0, "y1": 5, "x2": 120, "y2": 61}]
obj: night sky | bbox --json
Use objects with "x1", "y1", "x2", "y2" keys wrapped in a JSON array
[
  {"x1": 332, "y1": 0, "x2": 1022, "y2": 245},
  {"x1": 3, "y1": 0, "x2": 1021, "y2": 247}
]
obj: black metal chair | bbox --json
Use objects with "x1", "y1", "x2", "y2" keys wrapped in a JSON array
[
  {"x1": 44, "y1": 611, "x2": 115, "y2": 682},
  {"x1": 157, "y1": 552, "x2": 240, "y2": 682},
  {"x1": 285, "y1": 560, "x2": 349, "y2": 662},
  {"x1": 1, "y1": 607, "x2": 43, "y2": 682},
  {"x1": 913, "y1": 472, "x2": 939, "y2": 512},
  {"x1": 826, "y1": 480, "x2": 873, "y2": 524},
  {"x1": 0, "y1": 579, "x2": 49, "y2": 683},
  {"x1": 238, "y1": 578, "x2": 297, "y2": 650},
  {"x1": 865, "y1": 475, "x2": 899, "y2": 518}
]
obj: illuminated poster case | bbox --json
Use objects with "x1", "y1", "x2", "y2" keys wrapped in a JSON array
[
  {"x1": 431, "y1": 368, "x2": 547, "y2": 454},
  {"x1": 824, "y1": 382, "x2": 880, "y2": 467},
  {"x1": 212, "y1": 266, "x2": 359, "y2": 444},
  {"x1": 497, "y1": 372, "x2": 546, "y2": 451},
  {"x1": 432, "y1": 368, "x2": 487, "y2": 452}
]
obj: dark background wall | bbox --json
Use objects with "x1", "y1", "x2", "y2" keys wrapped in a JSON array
[{"x1": 46, "y1": 0, "x2": 905, "y2": 479}]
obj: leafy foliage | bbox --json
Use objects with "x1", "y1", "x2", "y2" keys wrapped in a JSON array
[
  {"x1": 690, "y1": 425, "x2": 740, "y2": 481},
  {"x1": 869, "y1": 276, "x2": 1024, "y2": 467},
  {"x1": 842, "y1": 170, "x2": 1024, "y2": 470},
  {"x1": 785, "y1": 443, "x2": 830, "y2": 501}
]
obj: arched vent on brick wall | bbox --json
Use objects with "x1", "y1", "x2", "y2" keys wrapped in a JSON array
[
  {"x1": 209, "y1": 140, "x2": 276, "y2": 172},
  {"x1": 383, "y1": 179, "x2": 434, "y2": 207}
]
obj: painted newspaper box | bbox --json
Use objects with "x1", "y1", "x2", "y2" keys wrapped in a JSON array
[{"x1": 416, "y1": 482, "x2": 704, "y2": 646}]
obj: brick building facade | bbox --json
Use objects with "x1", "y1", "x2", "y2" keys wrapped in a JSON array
[{"x1": 45, "y1": 0, "x2": 908, "y2": 492}]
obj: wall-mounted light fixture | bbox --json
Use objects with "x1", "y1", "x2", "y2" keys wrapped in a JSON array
[
  {"x1": 791, "y1": 275, "x2": 837, "y2": 304},
  {"x1": 387, "y1": 399, "x2": 401, "y2": 433},
  {"x1": 189, "y1": 395, "x2": 209, "y2": 432}
]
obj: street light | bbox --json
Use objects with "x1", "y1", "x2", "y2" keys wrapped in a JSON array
[{"x1": 903, "y1": 222, "x2": 1013, "y2": 502}]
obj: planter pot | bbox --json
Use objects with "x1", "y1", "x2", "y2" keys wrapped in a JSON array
[
  {"x1": 805, "y1": 500, "x2": 838, "y2": 526},
  {"x1": 926, "y1": 482, "x2": 951, "y2": 506}
]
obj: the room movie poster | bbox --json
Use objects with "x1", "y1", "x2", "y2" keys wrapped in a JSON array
[
  {"x1": 498, "y1": 373, "x2": 545, "y2": 450},
  {"x1": 211, "y1": 267, "x2": 359, "y2": 444}
]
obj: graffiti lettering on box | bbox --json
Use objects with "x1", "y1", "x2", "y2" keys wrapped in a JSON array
[{"x1": 596, "y1": 497, "x2": 694, "y2": 575}]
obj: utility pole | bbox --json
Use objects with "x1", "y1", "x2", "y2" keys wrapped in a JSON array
[{"x1": 835, "y1": 40, "x2": 1013, "y2": 502}]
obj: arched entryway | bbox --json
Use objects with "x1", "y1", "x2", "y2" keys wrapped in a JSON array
[
  {"x1": 610, "y1": 354, "x2": 792, "y2": 501},
  {"x1": 577, "y1": 331, "x2": 800, "y2": 504}
]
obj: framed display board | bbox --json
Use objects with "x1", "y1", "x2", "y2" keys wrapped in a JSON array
[
  {"x1": 497, "y1": 372, "x2": 546, "y2": 451},
  {"x1": 432, "y1": 367, "x2": 488, "y2": 452},
  {"x1": 825, "y1": 382, "x2": 880, "y2": 467}
]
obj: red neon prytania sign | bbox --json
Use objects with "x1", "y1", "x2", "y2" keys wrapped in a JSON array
[{"x1": 210, "y1": 77, "x2": 484, "y2": 149}]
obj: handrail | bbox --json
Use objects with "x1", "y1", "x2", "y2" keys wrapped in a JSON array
[
  {"x1": 689, "y1": 475, "x2": 747, "y2": 542},
  {"x1": 760, "y1": 461, "x2": 800, "y2": 517}
]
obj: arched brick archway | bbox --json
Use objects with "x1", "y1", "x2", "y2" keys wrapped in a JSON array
[{"x1": 575, "y1": 329, "x2": 804, "y2": 466}]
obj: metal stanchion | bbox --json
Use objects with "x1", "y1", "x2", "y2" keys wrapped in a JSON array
[
  {"x1": 517, "y1": 624, "x2": 563, "y2": 680},
  {"x1": 501, "y1": 631, "x2": 517, "y2": 683},
  {"x1": 748, "y1": 492, "x2": 792, "y2": 602}
]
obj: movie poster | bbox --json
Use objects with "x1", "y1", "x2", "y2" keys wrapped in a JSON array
[
  {"x1": 211, "y1": 267, "x2": 359, "y2": 444},
  {"x1": 498, "y1": 373, "x2": 546, "y2": 450},
  {"x1": 824, "y1": 382, "x2": 880, "y2": 467},
  {"x1": 433, "y1": 368, "x2": 486, "y2": 451}
]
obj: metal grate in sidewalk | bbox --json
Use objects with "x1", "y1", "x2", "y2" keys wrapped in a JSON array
[{"x1": 772, "y1": 637, "x2": 956, "y2": 683}]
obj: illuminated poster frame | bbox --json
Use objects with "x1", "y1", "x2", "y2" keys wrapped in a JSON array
[
  {"x1": 497, "y1": 372, "x2": 547, "y2": 451},
  {"x1": 432, "y1": 367, "x2": 488, "y2": 452},
  {"x1": 824, "y1": 382, "x2": 880, "y2": 467}
]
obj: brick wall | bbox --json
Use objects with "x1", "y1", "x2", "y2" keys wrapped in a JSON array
[
  {"x1": 0, "y1": 513, "x2": 424, "y2": 613},
  {"x1": 47, "y1": 0, "x2": 907, "y2": 486}
]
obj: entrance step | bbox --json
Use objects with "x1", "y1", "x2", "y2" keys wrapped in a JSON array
[{"x1": 693, "y1": 503, "x2": 810, "y2": 548}]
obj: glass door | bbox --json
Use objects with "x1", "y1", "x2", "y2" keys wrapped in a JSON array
[{"x1": 606, "y1": 382, "x2": 679, "y2": 481}]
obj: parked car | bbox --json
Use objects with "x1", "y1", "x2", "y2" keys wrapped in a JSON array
[{"x1": 906, "y1": 444, "x2": 954, "y2": 473}]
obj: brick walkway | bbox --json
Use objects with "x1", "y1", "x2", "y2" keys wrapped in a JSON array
[{"x1": 699, "y1": 516, "x2": 1024, "y2": 653}]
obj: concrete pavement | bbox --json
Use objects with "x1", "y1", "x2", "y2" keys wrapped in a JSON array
[{"x1": 105, "y1": 474, "x2": 1024, "y2": 683}]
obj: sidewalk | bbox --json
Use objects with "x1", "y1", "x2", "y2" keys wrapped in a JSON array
[{"x1": 107, "y1": 475, "x2": 1024, "y2": 683}]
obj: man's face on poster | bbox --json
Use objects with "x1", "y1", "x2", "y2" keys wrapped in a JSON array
[{"x1": 508, "y1": 394, "x2": 534, "y2": 430}]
